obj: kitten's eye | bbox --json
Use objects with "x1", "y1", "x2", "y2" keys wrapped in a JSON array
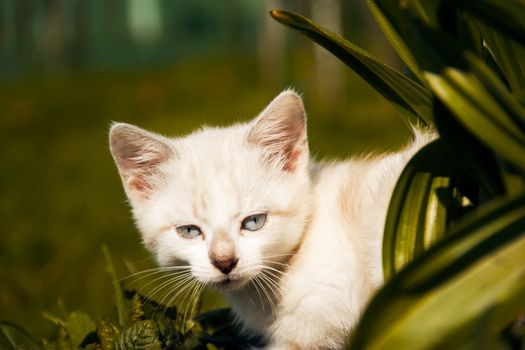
[
  {"x1": 176, "y1": 225, "x2": 202, "y2": 239},
  {"x1": 241, "y1": 213, "x2": 267, "y2": 231}
]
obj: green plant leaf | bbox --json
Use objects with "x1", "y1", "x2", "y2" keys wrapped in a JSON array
[
  {"x1": 367, "y1": 0, "x2": 425, "y2": 83},
  {"x1": 383, "y1": 139, "x2": 462, "y2": 280},
  {"x1": 102, "y1": 245, "x2": 127, "y2": 326},
  {"x1": 57, "y1": 325, "x2": 73, "y2": 350},
  {"x1": 269, "y1": 9, "x2": 432, "y2": 126},
  {"x1": 42, "y1": 311, "x2": 66, "y2": 326},
  {"x1": 352, "y1": 193, "x2": 525, "y2": 349},
  {"x1": 433, "y1": 98, "x2": 505, "y2": 198},
  {"x1": 372, "y1": 1, "x2": 487, "y2": 74},
  {"x1": 113, "y1": 320, "x2": 162, "y2": 350},
  {"x1": 371, "y1": 0, "x2": 466, "y2": 74},
  {"x1": 130, "y1": 294, "x2": 146, "y2": 322},
  {"x1": 97, "y1": 319, "x2": 119, "y2": 350},
  {"x1": 425, "y1": 67, "x2": 525, "y2": 172},
  {"x1": 466, "y1": 52, "x2": 525, "y2": 132},
  {"x1": 454, "y1": 0, "x2": 525, "y2": 47},
  {"x1": 0, "y1": 320, "x2": 41, "y2": 350},
  {"x1": 473, "y1": 18, "x2": 525, "y2": 101},
  {"x1": 66, "y1": 311, "x2": 96, "y2": 348}
]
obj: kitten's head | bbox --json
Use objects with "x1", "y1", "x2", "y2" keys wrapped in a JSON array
[{"x1": 109, "y1": 90, "x2": 312, "y2": 290}]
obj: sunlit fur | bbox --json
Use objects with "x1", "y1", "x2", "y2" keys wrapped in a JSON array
[{"x1": 110, "y1": 90, "x2": 433, "y2": 349}]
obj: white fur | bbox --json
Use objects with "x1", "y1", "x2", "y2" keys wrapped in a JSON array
[{"x1": 109, "y1": 90, "x2": 433, "y2": 349}]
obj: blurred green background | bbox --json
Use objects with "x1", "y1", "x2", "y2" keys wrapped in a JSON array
[{"x1": 0, "y1": 0, "x2": 410, "y2": 340}]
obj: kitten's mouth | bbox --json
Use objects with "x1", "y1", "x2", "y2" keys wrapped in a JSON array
[{"x1": 215, "y1": 275, "x2": 246, "y2": 290}]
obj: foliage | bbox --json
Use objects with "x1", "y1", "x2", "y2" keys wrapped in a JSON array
[
  {"x1": 271, "y1": 0, "x2": 525, "y2": 348},
  {"x1": 4, "y1": 1, "x2": 525, "y2": 349},
  {"x1": 0, "y1": 248, "x2": 259, "y2": 350}
]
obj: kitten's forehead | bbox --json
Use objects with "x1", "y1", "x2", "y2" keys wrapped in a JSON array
[{"x1": 168, "y1": 125, "x2": 268, "y2": 226}]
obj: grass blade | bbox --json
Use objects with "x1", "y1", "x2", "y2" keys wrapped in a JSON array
[
  {"x1": 102, "y1": 245, "x2": 127, "y2": 326},
  {"x1": 0, "y1": 320, "x2": 41, "y2": 350}
]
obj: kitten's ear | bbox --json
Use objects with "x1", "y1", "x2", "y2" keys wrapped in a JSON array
[
  {"x1": 247, "y1": 90, "x2": 308, "y2": 172},
  {"x1": 109, "y1": 123, "x2": 174, "y2": 200}
]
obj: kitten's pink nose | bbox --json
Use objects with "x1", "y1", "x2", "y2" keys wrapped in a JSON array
[{"x1": 212, "y1": 257, "x2": 238, "y2": 274}]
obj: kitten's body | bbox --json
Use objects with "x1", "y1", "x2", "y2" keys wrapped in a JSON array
[
  {"x1": 110, "y1": 90, "x2": 431, "y2": 349},
  {"x1": 227, "y1": 149, "x2": 427, "y2": 349}
]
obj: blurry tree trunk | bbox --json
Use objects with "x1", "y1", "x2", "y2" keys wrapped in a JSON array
[
  {"x1": 60, "y1": 0, "x2": 76, "y2": 70},
  {"x1": 311, "y1": 0, "x2": 343, "y2": 105},
  {"x1": 89, "y1": 0, "x2": 106, "y2": 65},
  {"x1": 107, "y1": 0, "x2": 129, "y2": 51},
  {"x1": 72, "y1": 0, "x2": 88, "y2": 69},
  {"x1": 258, "y1": 0, "x2": 286, "y2": 88},
  {"x1": 342, "y1": 0, "x2": 398, "y2": 67},
  {"x1": 127, "y1": 0, "x2": 162, "y2": 48},
  {"x1": 15, "y1": 0, "x2": 34, "y2": 65},
  {"x1": 226, "y1": 0, "x2": 242, "y2": 49},
  {"x1": 359, "y1": 0, "x2": 397, "y2": 66},
  {"x1": 43, "y1": 0, "x2": 64, "y2": 70},
  {"x1": 1, "y1": 0, "x2": 16, "y2": 58}
]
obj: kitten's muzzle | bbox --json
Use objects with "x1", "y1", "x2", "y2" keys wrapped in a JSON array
[{"x1": 212, "y1": 257, "x2": 238, "y2": 274}]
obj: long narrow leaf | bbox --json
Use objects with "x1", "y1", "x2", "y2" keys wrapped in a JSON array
[
  {"x1": 0, "y1": 321, "x2": 41, "y2": 350},
  {"x1": 102, "y1": 245, "x2": 127, "y2": 326},
  {"x1": 372, "y1": 0, "x2": 465, "y2": 73},
  {"x1": 473, "y1": 18, "x2": 525, "y2": 101},
  {"x1": 426, "y1": 69, "x2": 525, "y2": 172},
  {"x1": 433, "y1": 99, "x2": 505, "y2": 198},
  {"x1": 352, "y1": 194, "x2": 525, "y2": 349},
  {"x1": 269, "y1": 9, "x2": 432, "y2": 126},
  {"x1": 383, "y1": 140, "x2": 460, "y2": 280},
  {"x1": 455, "y1": 0, "x2": 525, "y2": 47},
  {"x1": 367, "y1": 0, "x2": 425, "y2": 84},
  {"x1": 466, "y1": 53, "x2": 525, "y2": 132}
]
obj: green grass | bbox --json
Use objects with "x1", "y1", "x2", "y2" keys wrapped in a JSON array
[{"x1": 0, "y1": 53, "x2": 408, "y2": 341}]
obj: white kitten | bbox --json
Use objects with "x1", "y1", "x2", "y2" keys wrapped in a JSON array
[{"x1": 109, "y1": 90, "x2": 431, "y2": 349}]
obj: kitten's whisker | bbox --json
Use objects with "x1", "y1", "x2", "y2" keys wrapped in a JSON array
[
  {"x1": 120, "y1": 265, "x2": 194, "y2": 282},
  {"x1": 154, "y1": 273, "x2": 194, "y2": 306},
  {"x1": 255, "y1": 274, "x2": 277, "y2": 316},
  {"x1": 259, "y1": 259, "x2": 290, "y2": 266},
  {"x1": 250, "y1": 276, "x2": 266, "y2": 313},
  {"x1": 120, "y1": 265, "x2": 195, "y2": 289},
  {"x1": 253, "y1": 275, "x2": 270, "y2": 314},
  {"x1": 127, "y1": 256, "x2": 155, "y2": 265},
  {"x1": 262, "y1": 270, "x2": 285, "y2": 285},
  {"x1": 122, "y1": 268, "x2": 191, "y2": 289},
  {"x1": 259, "y1": 269, "x2": 281, "y2": 292},
  {"x1": 134, "y1": 275, "x2": 179, "y2": 295},
  {"x1": 156, "y1": 275, "x2": 197, "y2": 318},
  {"x1": 261, "y1": 253, "x2": 297, "y2": 260},
  {"x1": 172, "y1": 279, "x2": 200, "y2": 326},
  {"x1": 182, "y1": 282, "x2": 204, "y2": 333},
  {"x1": 136, "y1": 269, "x2": 192, "y2": 294},
  {"x1": 152, "y1": 276, "x2": 195, "y2": 320},
  {"x1": 261, "y1": 265, "x2": 289, "y2": 277},
  {"x1": 258, "y1": 273, "x2": 280, "y2": 316},
  {"x1": 259, "y1": 260, "x2": 291, "y2": 270},
  {"x1": 179, "y1": 280, "x2": 198, "y2": 327},
  {"x1": 259, "y1": 270, "x2": 282, "y2": 293},
  {"x1": 145, "y1": 271, "x2": 193, "y2": 307}
]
